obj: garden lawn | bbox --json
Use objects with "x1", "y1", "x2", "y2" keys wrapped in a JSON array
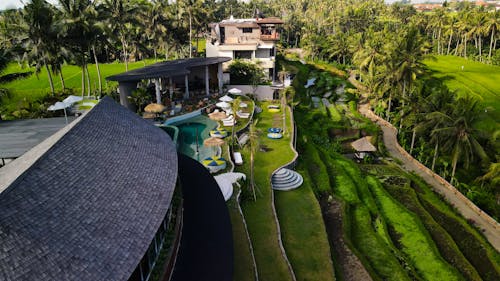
[
  {"x1": 1, "y1": 60, "x2": 153, "y2": 111},
  {"x1": 226, "y1": 185, "x2": 256, "y2": 281},
  {"x1": 238, "y1": 101, "x2": 295, "y2": 280},
  {"x1": 274, "y1": 166, "x2": 336, "y2": 281},
  {"x1": 424, "y1": 55, "x2": 500, "y2": 131}
]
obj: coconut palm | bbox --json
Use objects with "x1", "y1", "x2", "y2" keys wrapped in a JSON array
[
  {"x1": 484, "y1": 11, "x2": 500, "y2": 63},
  {"x1": 416, "y1": 85, "x2": 455, "y2": 170},
  {"x1": 101, "y1": 0, "x2": 140, "y2": 71},
  {"x1": 23, "y1": 0, "x2": 58, "y2": 95},
  {"x1": 248, "y1": 120, "x2": 259, "y2": 201},
  {"x1": 428, "y1": 96, "x2": 488, "y2": 184},
  {"x1": 57, "y1": 0, "x2": 98, "y2": 96}
]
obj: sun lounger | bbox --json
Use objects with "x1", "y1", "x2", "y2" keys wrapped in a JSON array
[
  {"x1": 236, "y1": 111, "x2": 250, "y2": 119},
  {"x1": 238, "y1": 133, "x2": 249, "y2": 146},
  {"x1": 233, "y1": 152, "x2": 243, "y2": 165}
]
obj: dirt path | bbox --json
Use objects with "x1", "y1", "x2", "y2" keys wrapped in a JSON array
[
  {"x1": 357, "y1": 101, "x2": 500, "y2": 252},
  {"x1": 321, "y1": 198, "x2": 373, "y2": 281}
]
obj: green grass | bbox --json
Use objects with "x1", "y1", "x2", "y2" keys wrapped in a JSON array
[
  {"x1": 379, "y1": 176, "x2": 482, "y2": 281},
  {"x1": 424, "y1": 55, "x2": 500, "y2": 131},
  {"x1": 367, "y1": 176, "x2": 463, "y2": 281},
  {"x1": 237, "y1": 101, "x2": 296, "y2": 280},
  {"x1": 323, "y1": 155, "x2": 410, "y2": 281},
  {"x1": 226, "y1": 186, "x2": 256, "y2": 281},
  {"x1": 274, "y1": 164, "x2": 336, "y2": 281},
  {"x1": 0, "y1": 60, "x2": 154, "y2": 111}
]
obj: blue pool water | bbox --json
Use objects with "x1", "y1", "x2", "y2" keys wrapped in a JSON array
[{"x1": 171, "y1": 115, "x2": 218, "y2": 162}]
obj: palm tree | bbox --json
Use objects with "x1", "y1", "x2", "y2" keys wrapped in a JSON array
[
  {"x1": 485, "y1": 11, "x2": 500, "y2": 63},
  {"x1": 392, "y1": 26, "x2": 428, "y2": 127},
  {"x1": 101, "y1": 0, "x2": 140, "y2": 71},
  {"x1": 23, "y1": 0, "x2": 57, "y2": 95},
  {"x1": 57, "y1": 0, "x2": 97, "y2": 96},
  {"x1": 248, "y1": 120, "x2": 259, "y2": 201},
  {"x1": 467, "y1": 12, "x2": 487, "y2": 61},
  {"x1": 428, "y1": 96, "x2": 488, "y2": 184},
  {"x1": 230, "y1": 97, "x2": 241, "y2": 150},
  {"x1": 416, "y1": 85, "x2": 455, "y2": 171}
]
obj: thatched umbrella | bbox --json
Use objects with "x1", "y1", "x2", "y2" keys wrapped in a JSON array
[
  {"x1": 208, "y1": 111, "x2": 228, "y2": 121},
  {"x1": 204, "y1": 137, "x2": 225, "y2": 147},
  {"x1": 144, "y1": 103, "x2": 166, "y2": 113},
  {"x1": 204, "y1": 137, "x2": 226, "y2": 155}
]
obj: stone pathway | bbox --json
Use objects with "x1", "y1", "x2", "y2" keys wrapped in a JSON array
[{"x1": 357, "y1": 101, "x2": 500, "y2": 252}]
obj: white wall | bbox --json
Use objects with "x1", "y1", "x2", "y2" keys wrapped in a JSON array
[{"x1": 226, "y1": 85, "x2": 277, "y2": 101}]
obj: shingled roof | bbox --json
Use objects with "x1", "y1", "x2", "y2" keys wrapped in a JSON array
[
  {"x1": 106, "y1": 57, "x2": 231, "y2": 82},
  {"x1": 0, "y1": 97, "x2": 178, "y2": 281}
]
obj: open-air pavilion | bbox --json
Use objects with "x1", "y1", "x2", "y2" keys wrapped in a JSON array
[
  {"x1": 106, "y1": 57, "x2": 231, "y2": 111},
  {"x1": 351, "y1": 136, "x2": 377, "y2": 160}
]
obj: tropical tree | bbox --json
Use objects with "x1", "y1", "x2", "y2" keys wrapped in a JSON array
[
  {"x1": 416, "y1": 85, "x2": 455, "y2": 170},
  {"x1": 428, "y1": 96, "x2": 489, "y2": 184},
  {"x1": 101, "y1": 0, "x2": 140, "y2": 71},
  {"x1": 23, "y1": 0, "x2": 58, "y2": 95},
  {"x1": 485, "y1": 11, "x2": 500, "y2": 63},
  {"x1": 248, "y1": 120, "x2": 259, "y2": 201}
]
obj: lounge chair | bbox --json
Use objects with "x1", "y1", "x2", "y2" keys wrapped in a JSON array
[
  {"x1": 233, "y1": 152, "x2": 243, "y2": 165},
  {"x1": 236, "y1": 111, "x2": 250, "y2": 119},
  {"x1": 238, "y1": 133, "x2": 249, "y2": 146}
]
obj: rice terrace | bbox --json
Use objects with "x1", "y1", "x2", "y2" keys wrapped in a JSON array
[{"x1": 0, "y1": 1, "x2": 499, "y2": 281}]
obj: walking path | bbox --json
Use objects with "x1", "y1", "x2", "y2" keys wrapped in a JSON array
[{"x1": 357, "y1": 101, "x2": 500, "y2": 251}]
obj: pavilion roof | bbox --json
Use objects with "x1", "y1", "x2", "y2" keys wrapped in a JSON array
[{"x1": 106, "y1": 57, "x2": 231, "y2": 82}]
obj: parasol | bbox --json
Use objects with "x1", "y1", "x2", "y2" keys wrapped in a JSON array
[
  {"x1": 208, "y1": 111, "x2": 228, "y2": 121},
  {"x1": 144, "y1": 103, "x2": 166, "y2": 113},
  {"x1": 203, "y1": 137, "x2": 225, "y2": 147},
  {"x1": 228, "y1": 88, "x2": 242, "y2": 94},
  {"x1": 216, "y1": 101, "x2": 231, "y2": 108},
  {"x1": 219, "y1": 95, "x2": 234, "y2": 102}
]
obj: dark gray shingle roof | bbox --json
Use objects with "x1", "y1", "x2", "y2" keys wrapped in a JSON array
[
  {"x1": 0, "y1": 97, "x2": 178, "y2": 281},
  {"x1": 106, "y1": 57, "x2": 231, "y2": 82}
]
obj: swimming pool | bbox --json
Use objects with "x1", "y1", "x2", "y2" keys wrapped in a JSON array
[{"x1": 169, "y1": 115, "x2": 219, "y2": 162}]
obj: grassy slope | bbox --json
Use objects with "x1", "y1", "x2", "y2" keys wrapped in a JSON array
[
  {"x1": 239, "y1": 101, "x2": 295, "y2": 281},
  {"x1": 423, "y1": 55, "x2": 500, "y2": 130},
  {"x1": 227, "y1": 186, "x2": 256, "y2": 281},
  {"x1": 367, "y1": 176, "x2": 463, "y2": 281},
  {"x1": 275, "y1": 169, "x2": 336, "y2": 280}
]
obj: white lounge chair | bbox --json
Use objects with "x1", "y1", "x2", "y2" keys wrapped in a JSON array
[
  {"x1": 233, "y1": 152, "x2": 243, "y2": 165},
  {"x1": 236, "y1": 111, "x2": 250, "y2": 119}
]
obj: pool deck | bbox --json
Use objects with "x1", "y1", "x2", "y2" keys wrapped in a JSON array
[{"x1": 0, "y1": 117, "x2": 77, "y2": 161}]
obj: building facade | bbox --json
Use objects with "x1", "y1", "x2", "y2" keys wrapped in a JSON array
[{"x1": 206, "y1": 16, "x2": 284, "y2": 83}]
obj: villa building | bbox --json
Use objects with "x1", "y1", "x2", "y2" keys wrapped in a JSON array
[
  {"x1": 0, "y1": 97, "x2": 233, "y2": 281},
  {"x1": 206, "y1": 16, "x2": 284, "y2": 83}
]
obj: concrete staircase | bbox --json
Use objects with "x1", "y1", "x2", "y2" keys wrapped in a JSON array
[{"x1": 271, "y1": 168, "x2": 303, "y2": 191}]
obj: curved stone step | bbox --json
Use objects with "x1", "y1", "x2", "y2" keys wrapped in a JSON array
[
  {"x1": 272, "y1": 168, "x2": 303, "y2": 191},
  {"x1": 272, "y1": 172, "x2": 299, "y2": 184}
]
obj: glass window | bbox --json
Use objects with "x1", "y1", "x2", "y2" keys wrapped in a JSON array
[{"x1": 242, "y1": 28, "x2": 252, "y2": 33}]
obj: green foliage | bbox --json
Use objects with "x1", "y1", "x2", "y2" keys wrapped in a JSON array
[{"x1": 228, "y1": 59, "x2": 266, "y2": 86}]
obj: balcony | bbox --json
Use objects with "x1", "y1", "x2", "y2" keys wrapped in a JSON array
[{"x1": 261, "y1": 33, "x2": 280, "y2": 41}]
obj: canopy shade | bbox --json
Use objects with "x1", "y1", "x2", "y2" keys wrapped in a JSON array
[
  {"x1": 351, "y1": 136, "x2": 376, "y2": 152},
  {"x1": 48, "y1": 102, "x2": 69, "y2": 111},
  {"x1": 62, "y1": 95, "x2": 83, "y2": 105},
  {"x1": 203, "y1": 137, "x2": 225, "y2": 147},
  {"x1": 219, "y1": 95, "x2": 234, "y2": 102},
  {"x1": 216, "y1": 101, "x2": 231, "y2": 108},
  {"x1": 208, "y1": 111, "x2": 228, "y2": 121},
  {"x1": 144, "y1": 103, "x2": 166, "y2": 113},
  {"x1": 228, "y1": 88, "x2": 242, "y2": 94}
]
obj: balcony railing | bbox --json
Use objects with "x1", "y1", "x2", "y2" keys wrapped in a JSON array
[{"x1": 260, "y1": 33, "x2": 280, "y2": 41}]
